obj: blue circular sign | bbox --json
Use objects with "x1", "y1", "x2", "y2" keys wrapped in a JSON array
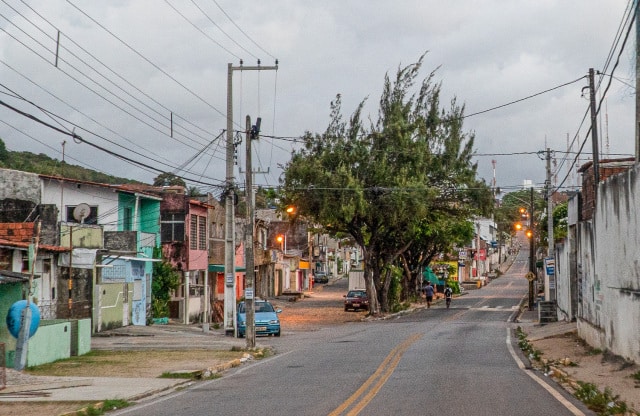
[{"x1": 6, "y1": 300, "x2": 40, "y2": 339}]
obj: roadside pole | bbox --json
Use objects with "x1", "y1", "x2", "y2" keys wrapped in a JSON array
[
  {"x1": 15, "y1": 221, "x2": 40, "y2": 370},
  {"x1": 224, "y1": 61, "x2": 278, "y2": 336},
  {"x1": 245, "y1": 115, "x2": 260, "y2": 348},
  {"x1": 528, "y1": 187, "x2": 535, "y2": 311}
]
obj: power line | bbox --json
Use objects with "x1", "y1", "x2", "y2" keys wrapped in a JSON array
[
  {"x1": 0, "y1": 95, "x2": 226, "y2": 187},
  {"x1": 0, "y1": 5, "x2": 226, "y2": 160},
  {"x1": 463, "y1": 76, "x2": 587, "y2": 119},
  {"x1": 163, "y1": 0, "x2": 244, "y2": 60},
  {"x1": 210, "y1": 0, "x2": 277, "y2": 61},
  {"x1": 65, "y1": 0, "x2": 231, "y2": 124}
]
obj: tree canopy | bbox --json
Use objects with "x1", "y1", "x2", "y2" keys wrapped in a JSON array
[{"x1": 280, "y1": 55, "x2": 492, "y2": 313}]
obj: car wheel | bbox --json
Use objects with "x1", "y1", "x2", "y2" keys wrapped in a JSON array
[
  {"x1": 237, "y1": 332, "x2": 244, "y2": 338},
  {"x1": 344, "y1": 306, "x2": 349, "y2": 311},
  {"x1": 275, "y1": 331, "x2": 280, "y2": 337}
]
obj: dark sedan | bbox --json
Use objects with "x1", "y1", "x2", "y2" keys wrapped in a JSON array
[
  {"x1": 343, "y1": 290, "x2": 369, "y2": 311},
  {"x1": 314, "y1": 272, "x2": 329, "y2": 284}
]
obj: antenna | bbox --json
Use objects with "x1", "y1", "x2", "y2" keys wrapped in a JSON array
[{"x1": 72, "y1": 203, "x2": 90, "y2": 224}]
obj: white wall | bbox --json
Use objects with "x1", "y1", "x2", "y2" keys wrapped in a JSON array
[
  {"x1": 41, "y1": 179, "x2": 119, "y2": 231},
  {"x1": 576, "y1": 165, "x2": 640, "y2": 363}
]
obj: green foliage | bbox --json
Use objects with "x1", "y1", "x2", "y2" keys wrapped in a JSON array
[
  {"x1": 0, "y1": 142, "x2": 138, "y2": 184},
  {"x1": 516, "y1": 327, "x2": 543, "y2": 362},
  {"x1": 75, "y1": 399, "x2": 130, "y2": 415},
  {"x1": 153, "y1": 172, "x2": 186, "y2": 187},
  {"x1": 573, "y1": 382, "x2": 628, "y2": 415},
  {"x1": 446, "y1": 279, "x2": 461, "y2": 294},
  {"x1": 280, "y1": 55, "x2": 491, "y2": 312},
  {"x1": 151, "y1": 247, "x2": 180, "y2": 318},
  {"x1": 0, "y1": 138, "x2": 8, "y2": 162}
]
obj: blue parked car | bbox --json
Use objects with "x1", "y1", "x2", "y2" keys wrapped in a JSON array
[{"x1": 237, "y1": 299, "x2": 282, "y2": 338}]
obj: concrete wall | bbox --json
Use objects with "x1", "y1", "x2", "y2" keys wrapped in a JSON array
[
  {"x1": 41, "y1": 178, "x2": 119, "y2": 232},
  {"x1": 27, "y1": 320, "x2": 71, "y2": 367},
  {"x1": 575, "y1": 165, "x2": 640, "y2": 363},
  {"x1": 0, "y1": 168, "x2": 40, "y2": 204},
  {"x1": 95, "y1": 282, "x2": 132, "y2": 332}
]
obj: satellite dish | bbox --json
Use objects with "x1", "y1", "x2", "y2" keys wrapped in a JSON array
[{"x1": 73, "y1": 203, "x2": 91, "y2": 223}]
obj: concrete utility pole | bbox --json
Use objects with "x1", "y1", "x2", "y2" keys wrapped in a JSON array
[
  {"x1": 224, "y1": 61, "x2": 277, "y2": 336},
  {"x1": 546, "y1": 148, "x2": 556, "y2": 303},
  {"x1": 588, "y1": 68, "x2": 600, "y2": 191},
  {"x1": 244, "y1": 115, "x2": 260, "y2": 348},
  {"x1": 528, "y1": 188, "x2": 535, "y2": 311},
  {"x1": 636, "y1": 3, "x2": 640, "y2": 162},
  {"x1": 15, "y1": 221, "x2": 40, "y2": 370}
]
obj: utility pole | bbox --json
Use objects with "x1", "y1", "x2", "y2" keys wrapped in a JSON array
[
  {"x1": 636, "y1": 1, "x2": 640, "y2": 162},
  {"x1": 224, "y1": 61, "x2": 277, "y2": 336},
  {"x1": 15, "y1": 221, "x2": 40, "y2": 370},
  {"x1": 528, "y1": 187, "x2": 536, "y2": 311},
  {"x1": 245, "y1": 115, "x2": 261, "y2": 348},
  {"x1": 588, "y1": 68, "x2": 600, "y2": 191},
  {"x1": 546, "y1": 148, "x2": 556, "y2": 303}
]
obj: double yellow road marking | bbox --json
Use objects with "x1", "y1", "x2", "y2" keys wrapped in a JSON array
[{"x1": 329, "y1": 333, "x2": 423, "y2": 416}]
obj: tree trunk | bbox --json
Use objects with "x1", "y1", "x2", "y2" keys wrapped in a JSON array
[{"x1": 363, "y1": 248, "x2": 380, "y2": 315}]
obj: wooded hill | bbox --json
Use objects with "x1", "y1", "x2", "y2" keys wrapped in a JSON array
[{"x1": 0, "y1": 139, "x2": 140, "y2": 185}]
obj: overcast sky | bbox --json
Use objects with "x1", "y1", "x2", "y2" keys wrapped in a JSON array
[{"x1": 0, "y1": 1, "x2": 636, "y2": 198}]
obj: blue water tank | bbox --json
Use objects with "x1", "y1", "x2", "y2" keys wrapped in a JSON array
[{"x1": 6, "y1": 300, "x2": 40, "y2": 339}]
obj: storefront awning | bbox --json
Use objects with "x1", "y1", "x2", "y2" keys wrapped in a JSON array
[{"x1": 208, "y1": 264, "x2": 246, "y2": 273}]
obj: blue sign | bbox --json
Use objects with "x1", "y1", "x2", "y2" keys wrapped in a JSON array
[{"x1": 545, "y1": 257, "x2": 555, "y2": 276}]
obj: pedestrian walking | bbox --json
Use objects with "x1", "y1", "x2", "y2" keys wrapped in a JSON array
[
  {"x1": 444, "y1": 284, "x2": 453, "y2": 308},
  {"x1": 423, "y1": 281, "x2": 435, "y2": 308}
]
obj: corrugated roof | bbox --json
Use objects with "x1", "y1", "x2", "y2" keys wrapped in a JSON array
[{"x1": 0, "y1": 270, "x2": 30, "y2": 284}]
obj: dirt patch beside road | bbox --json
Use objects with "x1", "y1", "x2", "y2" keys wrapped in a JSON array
[{"x1": 524, "y1": 328, "x2": 639, "y2": 414}]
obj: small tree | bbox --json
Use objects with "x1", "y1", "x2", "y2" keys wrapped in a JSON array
[{"x1": 151, "y1": 248, "x2": 180, "y2": 320}]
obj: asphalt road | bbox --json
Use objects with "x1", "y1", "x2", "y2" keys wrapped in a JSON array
[{"x1": 112, "y1": 251, "x2": 591, "y2": 416}]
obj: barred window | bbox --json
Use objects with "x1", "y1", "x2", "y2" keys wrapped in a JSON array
[
  {"x1": 198, "y1": 216, "x2": 206, "y2": 250},
  {"x1": 190, "y1": 214, "x2": 198, "y2": 250}
]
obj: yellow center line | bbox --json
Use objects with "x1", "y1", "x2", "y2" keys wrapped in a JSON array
[{"x1": 329, "y1": 333, "x2": 423, "y2": 416}]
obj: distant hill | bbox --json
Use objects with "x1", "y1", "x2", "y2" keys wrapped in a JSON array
[{"x1": 0, "y1": 140, "x2": 141, "y2": 185}]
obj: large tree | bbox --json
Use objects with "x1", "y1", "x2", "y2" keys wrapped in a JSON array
[{"x1": 280, "y1": 55, "x2": 491, "y2": 313}]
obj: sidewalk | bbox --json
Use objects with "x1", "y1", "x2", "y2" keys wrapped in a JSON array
[{"x1": 0, "y1": 323, "x2": 248, "y2": 408}]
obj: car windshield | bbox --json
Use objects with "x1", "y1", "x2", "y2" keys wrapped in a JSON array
[
  {"x1": 348, "y1": 291, "x2": 366, "y2": 298},
  {"x1": 239, "y1": 302, "x2": 274, "y2": 313},
  {"x1": 255, "y1": 303, "x2": 274, "y2": 313}
]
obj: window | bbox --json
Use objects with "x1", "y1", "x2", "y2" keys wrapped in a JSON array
[
  {"x1": 160, "y1": 213, "x2": 185, "y2": 242},
  {"x1": 123, "y1": 207, "x2": 133, "y2": 230},
  {"x1": 190, "y1": 214, "x2": 198, "y2": 250},
  {"x1": 198, "y1": 215, "x2": 206, "y2": 250}
]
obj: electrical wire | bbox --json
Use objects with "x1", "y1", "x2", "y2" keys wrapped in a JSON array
[{"x1": 210, "y1": 0, "x2": 277, "y2": 61}]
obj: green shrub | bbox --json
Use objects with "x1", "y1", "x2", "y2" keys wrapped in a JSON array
[{"x1": 573, "y1": 382, "x2": 628, "y2": 415}]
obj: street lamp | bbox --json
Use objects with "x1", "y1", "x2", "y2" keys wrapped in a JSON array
[{"x1": 276, "y1": 234, "x2": 286, "y2": 252}]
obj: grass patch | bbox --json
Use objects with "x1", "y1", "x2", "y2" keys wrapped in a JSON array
[
  {"x1": 25, "y1": 349, "x2": 247, "y2": 378},
  {"x1": 587, "y1": 347, "x2": 603, "y2": 356},
  {"x1": 159, "y1": 370, "x2": 221, "y2": 380},
  {"x1": 75, "y1": 399, "x2": 130, "y2": 415},
  {"x1": 573, "y1": 381, "x2": 628, "y2": 415},
  {"x1": 516, "y1": 327, "x2": 543, "y2": 363}
]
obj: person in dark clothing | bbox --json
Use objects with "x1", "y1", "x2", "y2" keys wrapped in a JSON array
[
  {"x1": 444, "y1": 284, "x2": 453, "y2": 308},
  {"x1": 423, "y1": 281, "x2": 435, "y2": 308}
]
